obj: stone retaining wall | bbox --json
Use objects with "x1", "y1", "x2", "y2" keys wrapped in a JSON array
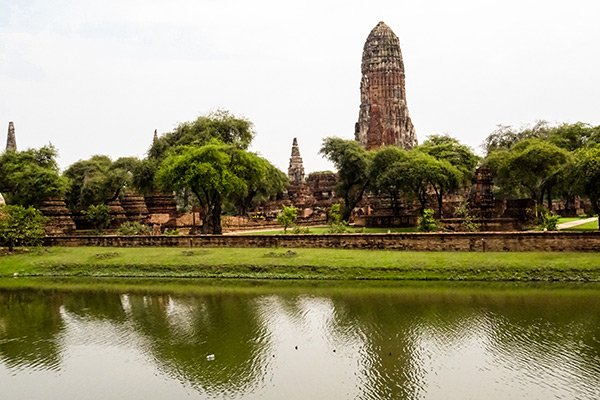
[{"x1": 44, "y1": 232, "x2": 600, "y2": 252}]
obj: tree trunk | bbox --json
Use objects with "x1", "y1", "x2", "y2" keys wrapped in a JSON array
[
  {"x1": 547, "y1": 185, "x2": 552, "y2": 211},
  {"x1": 211, "y1": 199, "x2": 222, "y2": 235}
]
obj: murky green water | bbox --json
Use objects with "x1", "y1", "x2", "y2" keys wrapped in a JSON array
[{"x1": 0, "y1": 280, "x2": 599, "y2": 399}]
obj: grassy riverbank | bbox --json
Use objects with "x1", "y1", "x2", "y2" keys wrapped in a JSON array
[{"x1": 1, "y1": 247, "x2": 600, "y2": 281}]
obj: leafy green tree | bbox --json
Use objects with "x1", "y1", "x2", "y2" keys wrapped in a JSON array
[
  {"x1": 483, "y1": 121, "x2": 551, "y2": 154},
  {"x1": 327, "y1": 203, "x2": 348, "y2": 233},
  {"x1": 320, "y1": 137, "x2": 372, "y2": 221},
  {"x1": 548, "y1": 122, "x2": 600, "y2": 151},
  {"x1": 139, "y1": 111, "x2": 258, "y2": 198},
  {"x1": 149, "y1": 110, "x2": 254, "y2": 160},
  {"x1": 64, "y1": 155, "x2": 141, "y2": 212},
  {"x1": 82, "y1": 204, "x2": 112, "y2": 232},
  {"x1": 0, "y1": 145, "x2": 67, "y2": 207},
  {"x1": 485, "y1": 139, "x2": 571, "y2": 210},
  {"x1": 573, "y1": 146, "x2": 600, "y2": 229},
  {"x1": 276, "y1": 205, "x2": 298, "y2": 234},
  {"x1": 369, "y1": 146, "x2": 409, "y2": 216},
  {"x1": 157, "y1": 141, "x2": 278, "y2": 234},
  {"x1": 0, "y1": 205, "x2": 47, "y2": 250},
  {"x1": 419, "y1": 135, "x2": 479, "y2": 183},
  {"x1": 228, "y1": 153, "x2": 288, "y2": 215}
]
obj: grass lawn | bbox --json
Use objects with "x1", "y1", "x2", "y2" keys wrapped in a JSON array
[
  {"x1": 564, "y1": 220, "x2": 599, "y2": 231},
  {"x1": 1, "y1": 246, "x2": 599, "y2": 282},
  {"x1": 238, "y1": 226, "x2": 418, "y2": 235},
  {"x1": 557, "y1": 217, "x2": 585, "y2": 224}
]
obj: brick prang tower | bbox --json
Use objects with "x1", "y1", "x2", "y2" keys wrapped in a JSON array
[{"x1": 355, "y1": 22, "x2": 417, "y2": 150}]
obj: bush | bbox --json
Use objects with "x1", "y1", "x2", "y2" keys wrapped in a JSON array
[
  {"x1": 0, "y1": 205, "x2": 47, "y2": 250},
  {"x1": 291, "y1": 226, "x2": 310, "y2": 234},
  {"x1": 327, "y1": 203, "x2": 348, "y2": 233},
  {"x1": 83, "y1": 204, "x2": 111, "y2": 232},
  {"x1": 454, "y1": 201, "x2": 480, "y2": 232},
  {"x1": 118, "y1": 221, "x2": 150, "y2": 236},
  {"x1": 538, "y1": 210, "x2": 560, "y2": 231},
  {"x1": 277, "y1": 206, "x2": 298, "y2": 234},
  {"x1": 418, "y1": 209, "x2": 439, "y2": 232},
  {"x1": 164, "y1": 228, "x2": 180, "y2": 236}
]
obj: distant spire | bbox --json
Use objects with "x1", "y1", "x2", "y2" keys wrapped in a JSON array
[
  {"x1": 288, "y1": 137, "x2": 305, "y2": 185},
  {"x1": 6, "y1": 122, "x2": 16, "y2": 152},
  {"x1": 153, "y1": 129, "x2": 158, "y2": 143}
]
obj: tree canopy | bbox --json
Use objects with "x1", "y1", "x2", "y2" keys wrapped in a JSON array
[
  {"x1": 320, "y1": 137, "x2": 372, "y2": 221},
  {"x1": 0, "y1": 145, "x2": 67, "y2": 208},
  {"x1": 156, "y1": 141, "x2": 283, "y2": 234},
  {"x1": 572, "y1": 146, "x2": 600, "y2": 229},
  {"x1": 484, "y1": 139, "x2": 571, "y2": 207},
  {"x1": 149, "y1": 110, "x2": 255, "y2": 160},
  {"x1": 63, "y1": 155, "x2": 142, "y2": 212}
]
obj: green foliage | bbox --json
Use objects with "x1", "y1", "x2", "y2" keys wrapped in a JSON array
[
  {"x1": 538, "y1": 210, "x2": 560, "y2": 231},
  {"x1": 149, "y1": 110, "x2": 255, "y2": 160},
  {"x1": 83, "y1": 204, "x2": 112, "y2": 232},
  {"x1": 291, "y1": 226, "x2": 310, "y2": 234},
  {"x1": 156, "y1": 141, "x2": 281, "y2": 234},
  {"x1": 327, "y1": 203, "x2": 348, "y2": 233},
  {"x1": 276, "y1": 206, "x2": 298, "y2": 234},
  {"x1": 483, "y1": 121, "x2": 600, "y2": 155},
  {"x1": 0, "y1": 145, "x2": 68, "y2": 207},
  {"x1": 419, "y1": 135, "x2": 479, "y2": 183},
  {"x1": 572, "y1": 146, "x2": 600, "y2": 230},
  {"x1": 320, "y1": 137, "x2": 372, "y2": 220},
  {"x1": 117, "y1": 221, "x2": 150, "y2": 236},
  {"x1": 454, "y1": 202, "x2": 480, "y2": 232},
  {"x1": 0, "y1": 205, "x2": 47, "y2": 250},
  {"x1": 418, "y1": 209, "x2": 440, "y2": 232},
  {"x1": 64, "y1": 155, "x2": 142, "y2": 212},
  {"x1": 485, "y1": 139, "x2": 571, "y2": 206},
  {"x1": 164, "y1": 228, "x2": 180, "y2": 236}
]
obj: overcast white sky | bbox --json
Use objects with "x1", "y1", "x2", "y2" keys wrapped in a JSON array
[{"x1": 1, "y1": 0, "x2": 599, "y2": 173}]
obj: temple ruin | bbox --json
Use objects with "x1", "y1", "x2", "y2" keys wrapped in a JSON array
[
  {"x1": 6, "y1": 122, "x2": 16, "y2": 152},
  {"x1": 355, "y1": 22, "x2": 417, "y2": 150}
]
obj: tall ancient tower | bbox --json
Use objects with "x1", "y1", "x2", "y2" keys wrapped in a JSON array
[
  {"x1": 288, "y1": 137, "x2": 305, "y2": 185},
  {"x1": 6, "y1": 122, "x2": 17, "y2": 152},
  {"x1": 355, "y1": 22, "x2": 417, "y2": 150}
]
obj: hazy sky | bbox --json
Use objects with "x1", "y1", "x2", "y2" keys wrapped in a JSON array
[{"x1": 1, "y1": 0, "x2": 599, "y2": 173}]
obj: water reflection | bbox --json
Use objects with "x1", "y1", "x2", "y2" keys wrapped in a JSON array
[{"x1": 0, "y1": 281, "x2": 599, "y2": 399}]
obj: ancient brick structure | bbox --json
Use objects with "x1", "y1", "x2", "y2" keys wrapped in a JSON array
[
  {"x1": 6, "y1": 122, "x2": 16, "y2": 152},
  {"x1": 38, "y1": 197, "x2": 76, "y2": 235},
  {"x1": 106, "y1": 199, "x2": 128, "y2": 228},
  {"x1": 288, "y1": 138, "x2": 305, "y2": 185},
  {"x1": 121, "y1": 191, "x2": 149, "y2": 223},
  {"x1": 469, "y1": 166, "x2": 495, "y2": 218},
  {"x1": 355, "y1": 22, "x2": 417, "y2": 150}
]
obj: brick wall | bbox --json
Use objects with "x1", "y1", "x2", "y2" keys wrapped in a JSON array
[{"x1": 44, "y1": 232, "x2": 600, "y2": 252}]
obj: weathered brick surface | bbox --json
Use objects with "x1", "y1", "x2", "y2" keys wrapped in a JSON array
[
  {"x1": 44, "y1": 232, "x2": 600, "y2": 252},
  {"x1": 355, "y1": 22, "x2": 417, "y2": 150}
]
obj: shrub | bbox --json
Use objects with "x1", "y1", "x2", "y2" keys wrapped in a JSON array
[
  {"x1": 454, "y1": 201, "x2": 480, "y2": 232},
  {"x1": 418, "y1": 209, "x2": 439, "y2": 232},
  {"x1": 164, "y1": 228, "x2": 180, "y2": 236},
  {"x1": 117, "y1": 221, "x2": 150, "y2": 236},
  {"x1": 83, "y1": 204, "x2": 111, "y2": 232},
  {"x1": 0, "y1": 205, "x2": 47, "y2": 250},
  {"x1": 327, "y1": 203, "x2": 348, "y2": 233},
  {"x1": 538, "y1": 210, "x2": 560, "y2": 231},
  {"x1": 277, "y1": 206, "x2": 298, "y2": 234}
]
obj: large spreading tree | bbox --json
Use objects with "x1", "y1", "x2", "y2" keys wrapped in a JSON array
[
  {"x1": 63, "y1": 155, "x2": 142, "y2": 212},
  {"x1": 320, "y1": 137, "x2": 372, "y2": 221},
  {"x1": 156, "y1": 140, "x2": 284, "y2": 234},
  {"x1": 0, "y1": 145, "x2": 68, "y2": 208}
]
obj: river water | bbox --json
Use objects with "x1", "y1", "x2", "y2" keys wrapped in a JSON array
[{"x1": 0, "y1": 280, "x2": 599, "y2": 399}]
